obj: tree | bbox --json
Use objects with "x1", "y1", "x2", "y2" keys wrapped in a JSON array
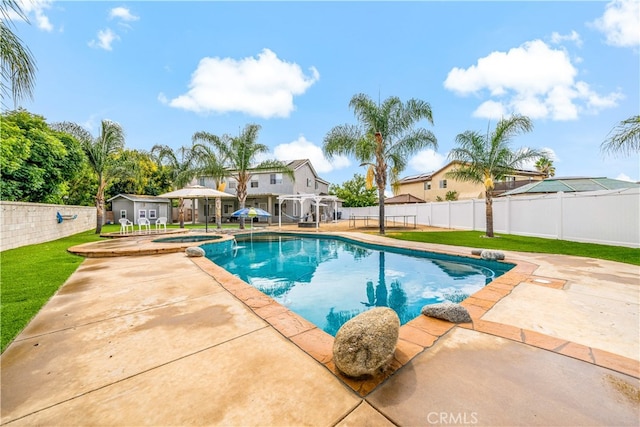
[
  {"x1": 447, "y1": 115, "x2": 542, "y2": 238},
  {"x1": 0, "y1": 109, "x2": 84, "y2": 203},
  {"x1": 535, "y1": 156, "x2": 556, "y2": 178},
  {"x1": 150, "y1": 144, "x2": 198, "y2": 228},
  {"x1": 329, "y1": 173, "x2": 377, "y2": 207},
  {"x1": 601, "y1": 115, "x2": 640, "y2": 157},
  {"x1": 192, "y1": 123, "x2": 293, "y2": 229},
  {"x1": 323, "y1": 93, "x2": 437, "y2": 234},
  {"x1": 1, "y1": 0, "x2": 37, "y2": 107},
  {"x1": 52, "y1": 120, "x2": 126, "y2": 234},
  {"x1": 190, "y1": 135, "x2": 230, "y2": 229}
]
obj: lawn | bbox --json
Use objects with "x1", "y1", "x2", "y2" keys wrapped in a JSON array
[{"x1": 387, "y1": 230, "x2": 640, "y2": 266}]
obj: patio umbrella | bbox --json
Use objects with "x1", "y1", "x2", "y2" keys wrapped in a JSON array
[
  {"x1": 158, "y1": 185, "x2": 234, "y2": 232},
  {"x1": 231, "y1": 207, "x2": 271, "y2": 232}
]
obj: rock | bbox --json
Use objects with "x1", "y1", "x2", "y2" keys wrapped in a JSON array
[
  {"x1": 480, "y1": 249, "x2": 505, "y2": 260},
  {"x1": 332, "y1": 307, "x2": 400, "y2": 378},
  {"x1": 422, "y1": 301, "x2": 472, "y2": 323},
  {"x1": 471, "y1": 249, "x2": 483, "y2": 255},
  {"x1": 185, "y1": 246, "x2": 205, "y2": 257}
]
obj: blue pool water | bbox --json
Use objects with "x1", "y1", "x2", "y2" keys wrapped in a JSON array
[{"x1": 205, "y1": 234, "x2": 513, "y2": 336}]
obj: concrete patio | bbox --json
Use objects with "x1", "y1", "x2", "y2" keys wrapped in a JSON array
[{"x1": 1, "y1": 226, "x2": 638, "y2": 426}]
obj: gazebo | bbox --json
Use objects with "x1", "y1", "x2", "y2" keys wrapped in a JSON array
[{"x1": 277, "y1": 194, "x2": 340, "y2": 229}]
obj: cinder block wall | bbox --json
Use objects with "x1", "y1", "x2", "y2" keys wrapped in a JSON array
[{"x1": 0, "y1": 201, "x2": 97, "y2": 252}]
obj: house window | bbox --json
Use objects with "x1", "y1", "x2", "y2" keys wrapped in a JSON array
[
  {"x1": 270, "y1": 173, "x2": 282, "y2": 185},
  {"x1": 199, "y1": 177, "x2": 205, "y2": 186},
  {"x1": 439, "y1": 180, "x2": 447, "y2": 189},
  {"x1": 223, "y1": 203, "x2": 234, "y2": 215},
  {"x1": 315, "y1": 181, "x2": 319, "y2": 190},
  {"x1": 250, "y1": 179, "x2": 259, "y2": 188},
  {"x1": 228, "y1": 180, "x2": 237, "y2": 189},
  {"x1": 148, "y1": 209, "x2": 157, "y2": 219},
  {"x1": 138, "y1": 210, "x2": 147, "y2": 219},
  {"x1": 120, "y1": 210, "x2": 127, "y2": 219},
  {"x1": 307, "y1": 178, "x2": 311, "y2": 187},
  {"x1": 424, "y1": 182, "x2": 431, "y2": 190}
]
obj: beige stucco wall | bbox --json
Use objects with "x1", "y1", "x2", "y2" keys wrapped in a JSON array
[
  {"x1": 398, "y1": 164, "x2": 543, "y2": 202},
  {"x1": 0, "y1": 201, "x2": 96, "y2": 252}
]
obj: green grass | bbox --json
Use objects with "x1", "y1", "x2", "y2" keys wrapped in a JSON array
[
  {"x1": 387, "y1": 230, "x2": 640, "y2": 266},
  {"x1": 1, "y1": 229, "x2": 106, "y2": 352}
]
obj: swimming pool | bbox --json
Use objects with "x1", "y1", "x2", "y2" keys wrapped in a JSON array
[{"x1": 206, "y1": 234, "x2": 513, "y2": 336}]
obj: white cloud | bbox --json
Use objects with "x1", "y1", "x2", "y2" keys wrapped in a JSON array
[
  {"x1": 109, "y1": 7, "x2": 139, "y2": 22},
  {"x1": 616, "y1": 173, "x2": 633, "y2": 182},
  {"x1": 444, "y1": 39, "x2": 622, "y2": 121},
  {"x1": 591, "y1": 0, "x2": 640, "y2": 48},
  {"x1": 88, "y1": 28, "x2": 119, "y2": 51},
  {"x1": 408, "y1": 149, "x2": 446, "y2": 173},
  {"x1": 14, "y1": 0, "x2": 53, "y2": 31},
  {"x1": 272, "y1": 136, "x2": 350, "y2": 174},
  {"x1": 167, "y1": 49, "x2": 320, "y2": 118},
  {"x1": 550, "y1": 30, "x2": 582, "y2": 47}
]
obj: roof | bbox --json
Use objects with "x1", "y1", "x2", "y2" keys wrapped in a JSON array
[
  {"x1": 384, "y1": 193, "x2": 426, "y2": 204},
  {"x1": 107, "y1": 194, "x2": 171, "y2": 203},
  {"x1": 500, "y1": 177, "x2": 640, "y2": 196}
]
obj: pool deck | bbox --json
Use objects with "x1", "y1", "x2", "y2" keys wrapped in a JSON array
[{"x1": 1, "y1": 223, "x2": 639, "y2": 426}]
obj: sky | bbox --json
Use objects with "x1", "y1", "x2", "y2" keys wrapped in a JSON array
[{"x1": 10, "y1": 0, "x2": 640, "y2": 190}]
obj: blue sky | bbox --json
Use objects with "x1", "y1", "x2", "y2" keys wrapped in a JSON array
[{"x1": 12, "y1": 0, "x2": 640, "y2": 189}]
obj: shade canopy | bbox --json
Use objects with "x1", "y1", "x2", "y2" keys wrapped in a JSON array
[{"x1": 158, "y1": 185, "x2": 234, "y2": 199}]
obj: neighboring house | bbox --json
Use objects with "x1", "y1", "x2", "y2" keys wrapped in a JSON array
[
  {"x1": 499, "y1": 177, "x2": 640, "y2": 196},
  {"x1": 396, "y1": 161, "x2": 546, "y2": 202},
  {"x1": 107, "y1": 194, "x2": 171, "y2": 225},
  {"x1": 197, "y1": 159, "x2": 333, "y2": 223}
]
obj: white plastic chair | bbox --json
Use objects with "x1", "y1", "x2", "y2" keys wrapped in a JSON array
[
  {"x1": 138, "y1": 217, "x2": 151, "y2": 234},
  {"x1": 119, "y1": 218, "x2": 134, "y2": 234},
  {"x1": 155, "y1": 216, "x2": 167, "y2": 233}
]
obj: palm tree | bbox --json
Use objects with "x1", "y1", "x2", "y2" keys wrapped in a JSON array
[
  {"x1": 535, "y1": 156, "x2": 556, "y2": 178},
  {"x1": 601, "y1": 115, "x2": 640, "y2": 157},
  {"x1": 52, "y1": 120, "x2": 126, "y2": 234},
  {"x1": 190, "y1": 138, "x2": 229, "y2": 229},
  {"x1": 193, "y1": 123, "x2": 293, "y2": 229},
  {"x1": 447, "y1": 115, "x2": 542, "y2": 238},
  {"x1": 1, "y1": 0, "x2": 37, "y2": 107},
  {"x1": 323, "y1": 93, "x2": 437, "y2": 234},
  {"x1": 150, "y1": 144, "x2": 198, "y2": 228}
]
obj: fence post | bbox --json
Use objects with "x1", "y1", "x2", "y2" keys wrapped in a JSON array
[
  {"x1": 506, "y1": 196, "x2": 511, "y2": 235},
  {"x1": 557, "y1": 191, "x2": 564, "y2": 240}
]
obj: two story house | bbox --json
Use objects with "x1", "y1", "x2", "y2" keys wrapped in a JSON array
[
  {"x1": 197, "y1": 159, "x2": 331, "y2": 223},
  {"x1": 396, "y1": 161, "x2": 546, "y2": 202}
]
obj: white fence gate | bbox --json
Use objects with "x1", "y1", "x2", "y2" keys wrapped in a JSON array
[{"x1": 341, "y1": 188, "x2": 640, "y2": 248}]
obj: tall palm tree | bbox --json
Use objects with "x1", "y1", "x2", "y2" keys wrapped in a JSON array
[
  {"x1": 190, "y1": 137, "x2": 229, "y2": 229},
  {"x1": 193, "y1": 123, "x2": 293, "y2": 229},
  {"x1": 150, "y1": 144, "x2": 197, "y2": 228},
  {"x1": 601, "y1": 115, "x2": 640, "y2": 157},
  {"x1": 1, "y1": 0, "x2": 37, "y2": 107},
  {"x1": 323, "y1": 93, "x2": 437, "y2": 234},
  {"x1": 535, "y1": 156, "x2": 556, "y2": 178},
  {"x1": 52, "y1": 120, "x2": 126, "y2": 234},
  {"x1": 447, "y1": 115, "x2": 542, "y2": 238}
]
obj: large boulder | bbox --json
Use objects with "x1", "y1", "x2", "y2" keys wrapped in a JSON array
[
  {"x1": 422, "y1": 301, "x2": 472, "y2": 323},
  {"x1": 332, "y1": 307, "x2": 400, "y2": 378},
  {"x1": 480, "y1": 249, "x2": 505, "y2": 260},
  {"x1": 185, "y1": 246, "x2": 205, "y2": 257}
]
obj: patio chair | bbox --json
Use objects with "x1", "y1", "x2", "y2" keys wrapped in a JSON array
[
  {"x1": 119, "y1": 218, "x2": 134, "y2": 234},
  {"x1": 155, "y1": 216, "x2": 167, "y2": 233},
  {"x1": 138, "y1": 217, "x2": 151, "y2": 234}
]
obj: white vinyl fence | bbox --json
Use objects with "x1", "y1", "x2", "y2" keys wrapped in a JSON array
[{"x1": 341, "y1": 188, "x2": 640, "y2": 248}]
